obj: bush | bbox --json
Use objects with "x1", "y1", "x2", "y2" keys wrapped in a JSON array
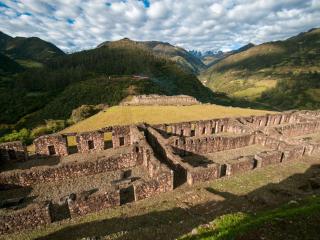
[
  {"x1": 0, "y1": 128, "x2": 31, "y2": 144},
  {"x1": 31, "y1": 119, "x2": 66, "y2": 138}
]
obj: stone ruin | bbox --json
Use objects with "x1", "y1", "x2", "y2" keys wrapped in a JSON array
[
  {"x1": 1, "y1": 110, "x2": 320, "y2": 235},
  {"x1": 120, "y1": 94, "x2": 200, "y2": 106}
]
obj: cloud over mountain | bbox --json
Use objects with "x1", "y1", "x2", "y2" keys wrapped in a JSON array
[{"x1": 0, "y1": 0, "x2": 319, "y2": 52}]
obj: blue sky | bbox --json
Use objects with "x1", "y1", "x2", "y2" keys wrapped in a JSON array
[{"x1": 0, "y1": 0, "x2": 319, "y2": 52}]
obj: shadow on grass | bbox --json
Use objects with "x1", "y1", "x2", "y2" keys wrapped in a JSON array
[{"x1": 35, "y1": 164, "x2": 320, "y2": 240}]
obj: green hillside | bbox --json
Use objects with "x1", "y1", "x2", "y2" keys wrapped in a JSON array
[
  {"x1": 1, "y1": 36, "x2": 227, "y2": 134},
  {"x1": 199, "y1": 28, "x2": 320, "y2": 110},
  {"x1": 0, "y1": 53, "x2": 24, "y2": 74},
  {"x1": 0, "y1": 31, "x2": 65, "y2": 63},
  {"x1": 98, "y1": 38, "x2": 206, "y2": 74}
]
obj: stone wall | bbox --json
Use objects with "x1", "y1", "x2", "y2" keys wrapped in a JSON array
[
  {"x1": 68, "y1": 189, "x2": 120, "y2": 217},
  {"x1": 76, "y1": 131, "x2": 104, "y2": 153},
  {"x1": 172, "y1": 134, "x2": 255, "y2": 155},
  {"x1": 239, "y1": 112, "x2": 300, "y2": 129},
  {"x1": 134, "y1": 170, "x2": 174, "y2": 201},
  {"x1": 186, "y1": 163, "x2": 220, "y2": 185},
  {"x1": 112, "y1": 126, "x2": 131, "y2": 148},
  {"x1": 0, "y1": 202, "x2": 51, "y2": 235},
  {"x1": 254, "y1": 151, "x2": 283, "y2": 167},
  {"x1": 226, "y1": 156, "x2": 256, "y2": 176},
  {"x1": 0, "y1": 141, "x2": 27, "y2": 162},
  {"x1": 0, "y1": 147, "x2": 141, "y2": 186},
  {"x1": 34, "y1": 134, "x2": 68, "y2": 156},
  {"x1": 275, "y1": 121, "x2": 320, "y2": 137},
  {"x1": 152, "y1": 118, "x2": 248, "y2": 138},
  {"x1": 120, "y1": 94, "x2": 200, "y2": 106}
]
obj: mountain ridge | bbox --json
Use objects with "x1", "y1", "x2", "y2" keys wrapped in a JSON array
[{"x1": 199, "y1": 27, "x2": 320, "y2": 110}]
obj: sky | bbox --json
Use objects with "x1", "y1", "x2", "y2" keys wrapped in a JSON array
[{"x1": 0, "y1": 0, "x2": 319, "y2": 53}]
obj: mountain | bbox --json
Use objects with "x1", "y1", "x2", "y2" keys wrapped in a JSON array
[
  {"x1": 2, "y1": 37, "x2": 227, "y2": 129},
  {"x1": 199, "y1": 28, "x2": 320, "y2": 110},
  {"x1": 0, "y1": 31, "x2": 65, "y2": 63},
  {"x1": 98, "y1": 38, "x2": 206, "y2": 74},
  {"x1": 195, "y1": 43, "x2": 255, "y2": 66}
]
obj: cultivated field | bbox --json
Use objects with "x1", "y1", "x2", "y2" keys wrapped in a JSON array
[{"x1": 61, "y1": 104, "x2": 274, "y2": 133}]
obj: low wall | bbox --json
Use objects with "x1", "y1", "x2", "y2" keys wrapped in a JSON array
[
  {"x1": 275, "y1": 121, "x2": 320, "y2": 137},
  {"x1": 121, "y1": 94, "x2": 200, "y2": 106},
  {"x1": 0, "y1": 202, "x2": 51, "y2": 235},
  {"x1": 0, "y1": 148, "x2": 141, "y2": 186},
  {"x1": 255, "y1": 151, "x2": 283, "y2": 167},
  {"x1": 0, "y1": 141, "x2": 27, "y2": 162},
  {"x1": 226, "y1": 157, "x2": 256, "y2": 176},
  {"x1": 186, "y1": 163, "x2": 220, "y2": 185},
  {"x1": 134, "y1": 170, "x2": 174, "y2": 201},
  {"x1": 172, "y1": 134, "x2": 255, "y2": 155},
  {"x1": 68, "y1": 190, "x2": 120, "y2": 217}
]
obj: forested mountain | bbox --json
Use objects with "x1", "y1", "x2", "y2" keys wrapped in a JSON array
[
  {"x1": 199, "y1": 28, "x2": 320, "y2": 110},
  {"x1": 98, "y1": 38, "x2": 206, "y2": 73},
  {"x1": 0, "y1": 31, "x2": 65, "y2": 63},
  {"x1": 1, "y1": 35, "x2": 224, "y2": 133},
  {"x1": 0, "y1": 53, "x2": 24, "y2": 74}
]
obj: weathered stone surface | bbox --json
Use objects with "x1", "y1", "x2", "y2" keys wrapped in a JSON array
[
  {"x1": 76, "y1": 131, "x2": 104, "y2": 153},
  {"x1": 186, "y1": 164, "x2": 220, "y2": 185},
  {"x1": 226, "y1": 156, "x2": 256, "y2": 176},
  {"x1": 68, "y1": 190, "x2": 120, "y2": 217},
  {"x1": 0, "y1": 202, "x2": 51, "y2": 235},
  {"x1": 34, "y1": 134, "x2": 68, "y2": 156}
]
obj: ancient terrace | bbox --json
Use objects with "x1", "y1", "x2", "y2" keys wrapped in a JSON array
[{"x1": 0, "y1": 110, "x2": 320, "y2": 234}]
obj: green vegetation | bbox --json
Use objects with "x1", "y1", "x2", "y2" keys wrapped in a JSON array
[
  {"x1": 99, "y1": 38, "x2": 206, "y2": 74},
  {"x1": 0, "y1": 31, "x2": 65, "y2": 63},
  {"x1": 200, "y1": 28, "x2": 320, "y2": 110},
  {"x1": 180, "y1": 196, "x2": 320, "y2": 240},
  {"x1": 0, "y1": 53, "x2": 24, "y2": 74},
  {"x1": 1, "y1": 36, "x2": 233, "y2": 141}
]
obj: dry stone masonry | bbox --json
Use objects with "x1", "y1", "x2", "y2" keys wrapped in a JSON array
[
  {"x1": 120, "y1": 94, "x2": 200, "y2": 106},
  {"x1": 1, "y1": 110, "x2": 320, "y2": 235}
]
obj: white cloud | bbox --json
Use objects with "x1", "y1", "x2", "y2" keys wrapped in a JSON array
[{"x1": 0, "y1": 0, "x2": 319, "y2": 52}]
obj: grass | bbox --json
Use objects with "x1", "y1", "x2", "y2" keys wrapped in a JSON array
[
  {"x1": 306, "y1": 88, "x2": 320, "y2": 101},
  {"x1": 16, "y1": 59, "x2": 43, "y2": 68},
  {"x1": 61, "y1": 104, "x2": 274, "y2": 133},
  {"x1": 180, "y1": 195, "x2": 320, "y2": 240}
]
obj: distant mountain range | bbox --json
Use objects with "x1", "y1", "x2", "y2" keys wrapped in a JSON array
[
  {"x1": 199, "y1": 28, "x2": 320, "y2": 110},
  {"x1": 98, "y1": 38, "x2": 206, "y2": 74},
  {"x1": 189, "y1": 43, "x2": 255, "y2": 66},
  {"x1": 0, "y1": 28, "x2": 319, "y2": 138}
]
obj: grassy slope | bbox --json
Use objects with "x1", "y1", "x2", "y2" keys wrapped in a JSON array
[
  {"x1": 61, "y1": 104, "x2": 274, "y2": 133},
  {"x1": 180, "y1": 196, "x2": 320, "y2": 240},
  {"x1": 199, "y1": 28, "x2": 320, "y2": 109}
]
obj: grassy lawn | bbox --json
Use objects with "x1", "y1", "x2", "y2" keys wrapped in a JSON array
[{"x1": 61, "y1": 104, "x2": 274, "y2": 133}]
